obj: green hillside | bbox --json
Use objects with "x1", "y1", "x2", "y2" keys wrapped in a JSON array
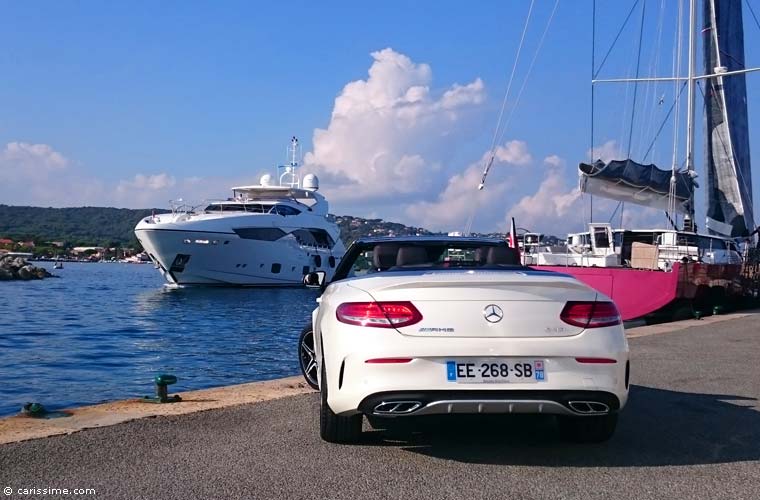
[{"x1": 0, "y1": 205, "x2": 162, "y2": 246}]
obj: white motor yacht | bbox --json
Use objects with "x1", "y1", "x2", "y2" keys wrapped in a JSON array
[{"x1": 134, "y1": 138, "x2": 346, "y2": 286}]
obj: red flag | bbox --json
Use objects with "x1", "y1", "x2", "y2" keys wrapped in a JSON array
[{"x1": 509, "y1": 217, "x2": 520, "y2": 260}]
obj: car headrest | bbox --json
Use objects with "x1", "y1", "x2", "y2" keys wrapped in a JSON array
[
  {"x1": 372, "y1": 245, "x2": 399, "y2": 270},
  {"x1": 487, "y1": 246, "x2": 521, "y2": 265},
  {"x1": 474, "y1": 247, "x2": 489, "y2": 263},
  {"x1": 396, "y1": 246, "x2": 429, "y2": 267}
]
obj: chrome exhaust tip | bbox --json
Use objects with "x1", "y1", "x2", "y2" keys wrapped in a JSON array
[
  {"x1": 568, "y1": 401, "x2": 610, "y2": 414},
  {"x1": 373, "y1": 401, "x2": 422, "y2": 415}
]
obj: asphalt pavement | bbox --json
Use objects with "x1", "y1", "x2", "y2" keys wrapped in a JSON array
[{"x1": 1, "y1": 314, "x2": 759, "y2": 500}]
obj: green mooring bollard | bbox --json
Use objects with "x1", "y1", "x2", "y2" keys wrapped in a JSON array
[
  {"x1": 713, "y1": 305, "x2": 725, "y2": 316},
  {"x1": 142, "y1": 374, "x2": 182, "y2": 403},
  {"x1": 21, "y1": 402, "x2": 48, "y2": 417}
]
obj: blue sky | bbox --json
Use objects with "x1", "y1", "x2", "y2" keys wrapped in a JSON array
[{"x1": 1, "y1": 1, "x2": 758, "y2": 235}]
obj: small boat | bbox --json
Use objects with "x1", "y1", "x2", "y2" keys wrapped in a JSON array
[{"x1": 53, "y1": 261, "x2": 63, "y2": 270}]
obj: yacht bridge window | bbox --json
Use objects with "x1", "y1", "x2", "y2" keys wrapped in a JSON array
[
  {"x1": 270, "y1": 204, "x2": 301, "y2": 216},
  {"x1": 291, "y1": 228, "x2": 336, "y2": 249},
  {"x1": 204, "y1": 202, "x2": 302, "y2": 215},
  {"x1": 204, "y1": 203, "x2": 268, "y2": 213},
  {"x1": 233, "y1": 227, "x2": 287, "y2": 241}
]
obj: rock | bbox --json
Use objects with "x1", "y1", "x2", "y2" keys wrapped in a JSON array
[
  {"x1": 0, "y1": 256, "x2": 53, "y2": 281},
  {"x1": 17, "y1": 266, "x2": 34, "y2": 280}
]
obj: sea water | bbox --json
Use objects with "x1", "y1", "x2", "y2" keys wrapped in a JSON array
[{"x1": 0, "y1": 262, "x2": 318, "y2": 416}]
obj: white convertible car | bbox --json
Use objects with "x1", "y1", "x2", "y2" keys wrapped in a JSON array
[{"x1": 300, "y1": 236, "x2": 629, "y2": 444}]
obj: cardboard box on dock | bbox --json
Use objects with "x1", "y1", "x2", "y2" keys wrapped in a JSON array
[{"x1": 631, "y1": 242, "x2": 659, "y2": 270}]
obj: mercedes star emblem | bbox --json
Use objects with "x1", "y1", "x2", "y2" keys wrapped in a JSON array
[{"x1": 483, "y1": 304, "x2": 504, "y2": 323}]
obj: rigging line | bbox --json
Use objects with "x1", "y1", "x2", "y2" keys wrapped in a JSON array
[
  {"x1": 618, "y1": 59, "x2": 635, "y2": 156},
  {"x1": 591, "y1": 0, "x2": 596, "y2": 223},
  {"x1": 642, "y1": 81, "x2": 688, "y2": 161},
  {"x1": 664, "y1": 210, "x2": 678, "y2": 230},
  {"x1": 467, "y1": 0, "x2": 536, "y2": 236},
  {"x1": 594, "y1": 0, "x2": 642, "y2": 79},
  {"x1": 637, "y1": 0, "x2": 667, "y2": 159},
  {"x1": 744, "y1": 0, "x2": 760, "y2": 33},
  {"x1": 608, "y1": 201, "x2": 622, "y2": 223},
  {"x1": 663, "y1": 0, "x2": 685, "y2": 230},
  {"x1": 625, "y1": 0, "x2": 647, "y2": 158},
  {"x1": 498, "y1": 0, "x2": 561, "y2": 146},
  {"x1": 670, "y1": 0, "x2": 684, "y2": 177},
  {"x1": 477, "y1": 0, "x2": 536, "y2": 189}
]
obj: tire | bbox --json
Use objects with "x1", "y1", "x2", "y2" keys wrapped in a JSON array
[
  {"x1": 319, "y1": 364, "x2": 362, "y2": 443},
  {"x1": 298, "y1": 325, "x2": 319, "y2": 390},
  {"x1": 557, "y1": 413, "x2": 618, "y2": 443}
]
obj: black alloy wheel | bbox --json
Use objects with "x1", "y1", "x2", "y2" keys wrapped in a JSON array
[{"x1": 298, "y1": 325, "x2": 319, "y2": 390}]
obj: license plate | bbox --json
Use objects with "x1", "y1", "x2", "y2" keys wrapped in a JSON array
[{"x1": 446, "y1": 359, "x2": 546, "y2": 383}]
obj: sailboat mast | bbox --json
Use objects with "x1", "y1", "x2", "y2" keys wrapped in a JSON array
[{"x1": 684, "y1": 0, "x2": 697, "y2": 231}]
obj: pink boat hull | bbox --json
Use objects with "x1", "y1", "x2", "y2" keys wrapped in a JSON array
[{"x1": 533, "y1": 263, "x2": 744, "y2": 321}]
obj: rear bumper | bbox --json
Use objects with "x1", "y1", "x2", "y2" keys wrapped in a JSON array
[
  {"x1": 320, "y1": 327, "x2": 630, "y2": 416},
  {"x1": 358, "y1": 389, "x2": 621, "y2": 418}
]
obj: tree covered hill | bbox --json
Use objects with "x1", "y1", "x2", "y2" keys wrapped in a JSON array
[
  {"x1": 0, "y1": 205, "x2": 161, "y2": 246},
  {"x1": 0, "y1": 204, "x2": 436, "y2": 248}
]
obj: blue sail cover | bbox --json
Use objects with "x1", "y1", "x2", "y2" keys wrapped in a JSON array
[
  {"x1": 579, "y1": 159, "x2": 697, "y2": 214},
  {"x1": 703, "y1": 0, "x2": 755, "y2": 237}
]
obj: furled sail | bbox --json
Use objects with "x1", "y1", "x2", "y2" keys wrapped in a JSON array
[
  {"x1": 578, "y1": 159, "x2": 697, "y2": 214},
  {"x1": 703, "y1": 0, "x2": 754, "y2": 237}
]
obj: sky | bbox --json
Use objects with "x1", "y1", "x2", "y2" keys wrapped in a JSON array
[{"x1": 1, "y1": 0, "x2": 759, "y2": 235}]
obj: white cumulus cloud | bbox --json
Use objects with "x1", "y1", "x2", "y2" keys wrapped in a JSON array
[
  {"x1": 303, "y1": 48, "x2": 486, "y2": 203},
  {"x1": 117, "y1": 173, "x2": 177, "y2": 192},
  {"x1": 1, "y1": 142, "x2": 69, "y2": 171},
  {"x1": 0, "y1": 140, "x2": 216, "y2": 208},
  {"x1": 506, "y1": 167, "x2": 584, "y2": 235},
  {"x1": 493, "y1": 140, "x2": 532, "y2": 166},
  {"x1": 543, "y1": 154, "x2": 564, "y2": 167},
  {"x1": 0, "y1": 142, "x2": 84, "y2": 205},
  {"x1": 403, "y1": 140, "x2": 532, "y2": 231},
  {"x1": 588, "y1": 140, "x2": 623, "y2": 163}
]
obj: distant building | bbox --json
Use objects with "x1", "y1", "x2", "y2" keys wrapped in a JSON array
[
  {"x1": 19, "y1": 241, "x2": 35, "y2": 248},
  {"x1": 0, "y1": 238, "x2": 13, "y2": 246},
  {"x1": 71, "y1": 246, "x2": 103, "y2": 254}
]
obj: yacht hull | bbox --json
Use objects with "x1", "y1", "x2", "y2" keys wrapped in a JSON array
[
  {"x1": 136, "y1": 227, "x2": 341, "y2": 286},
  {"x1": 533, "y1": 263, "x2": 744, "y2": 321}
]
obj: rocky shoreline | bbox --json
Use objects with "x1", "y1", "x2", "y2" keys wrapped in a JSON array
[{"x1": 0, "y1": 255, "x2": 54, "y2": 281}]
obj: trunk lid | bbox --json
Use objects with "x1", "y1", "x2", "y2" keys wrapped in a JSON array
[{"x1": 347, "y1": 269, "x2": 598, "y2": 338}]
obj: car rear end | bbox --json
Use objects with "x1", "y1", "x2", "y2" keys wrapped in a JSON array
[{"x1": 316, "y1": 269, "x2": 629, "y2": 442}]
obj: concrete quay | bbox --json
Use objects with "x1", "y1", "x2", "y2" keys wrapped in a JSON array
[{"x1": 1, "y1": 311, "x2": 759, "y2": 500}]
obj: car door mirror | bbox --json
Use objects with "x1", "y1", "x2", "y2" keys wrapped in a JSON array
[{"x1": 303, "y1": 271, "x2": 326, "y2": 288}]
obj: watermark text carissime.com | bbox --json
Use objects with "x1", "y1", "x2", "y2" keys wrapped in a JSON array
[{"x1": 4, "y1": 486, "x2": 96, "y2": 496}]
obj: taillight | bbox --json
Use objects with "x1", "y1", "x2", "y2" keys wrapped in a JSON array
[
  {"x1": 560, "y1": 301, "x2": 621, "y2": 328},
  {"x1": 336, "y1": 301, "x2": 422, "y2": 328}
]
